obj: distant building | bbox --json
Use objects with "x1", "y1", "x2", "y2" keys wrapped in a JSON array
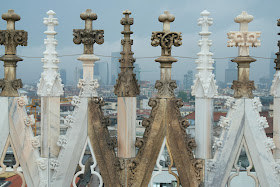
[
  {"x1": 213, "y1": 60, "x2": 216, "y2": 78},
  {"x1": 95, "y1": 62, "x2": 109, "y2": 85},
  {"x1": 111, "y1": 52, "x2": 121, "y2": 85},
  {"x1": 225, "y1": 60, "x2": 237, "y2": 87},
  {"x1": 258, "y1": 76, "x2": 270, "y2": 90},
  {"x1": 74, "y1": 67, "x2": 83, "y2": 86},
  {"x1": 183, "y1": 70, "x2": 193, "y2": 90},
  {"x1": 60, "y1": 69, "x2": 66, "y2": 85},
  {"x1": 135, "y1": 63, "x2": 141, "y2": 81}
]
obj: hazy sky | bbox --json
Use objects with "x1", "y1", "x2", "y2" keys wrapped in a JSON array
[{"x1": 0, "y1": 0, "x2": 279, "y2": 85}]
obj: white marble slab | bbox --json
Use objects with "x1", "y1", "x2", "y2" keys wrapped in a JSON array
[
  {"x1": 117, "y1": 97, "x2": 136, "y2": 158},
  {"x1": 0, "y1": 97, "x2": 9, "y2": 158},
  {"x1": 51, "y1": 97, "x2": 88, "y2": 186},
  {"x1": 8, "y1": 97, "x2": 41, "y2": 187}
]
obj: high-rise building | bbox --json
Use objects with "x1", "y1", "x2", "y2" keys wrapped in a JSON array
[
  {"x1": 225, "y1": 60, "x2": 237, "y2": 86},
  {"x1": 213, "y1": 60, "x2": 216, "y2": 78},
  {"x1": 74, "y1": 67, "x2": 83, "y2": 86},
  {"x1": 135, "y1": 63, "x2": 141, "y2": 81},
  {"x1": 111, "y1": 52, "x2": 121, "y2": 85},
  {"x1": 60, "y1": 69, "x2": 66, "y2": 85},
  {"x1": 95, "y1": 61, "x2": 109, "y2": 85},
  {"x1": 183, "y1": 70, "x2": 193, "y2": 90}
]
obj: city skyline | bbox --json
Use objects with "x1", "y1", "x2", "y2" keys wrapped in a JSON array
[{"x1": 0, "y1": 0, "x2": 279, "y2": 85}]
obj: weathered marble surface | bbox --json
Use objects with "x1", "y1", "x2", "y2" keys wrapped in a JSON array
[
  {"x1": 205, "y1": 98, "x2": 280, "y2": 186},
  {"x1": 195, "y1": 98, "x2": 213, "y2": 159},
  {"x1": 117, "y1": 97, "x2": 136, "y2": 158},
  {"x1": 271, "y1": 71, "x2": 280, "y2": 159},
  {"x1": 8, "y1": 97, "x2": 41, "y2": 186},
  {"x1": 51, "y1": 97, "x2": 88, "y2": 186},
  {"x1": 41, "y1": 96, "x2": 60, "y2": 157},
  {"x1": 192, "y1": 10, "x2": 217, "y2": 159},
  {"x1": 0, "y1": 97, "x2": 9, "y2": 157}
]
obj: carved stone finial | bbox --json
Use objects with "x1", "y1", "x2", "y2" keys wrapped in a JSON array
[
  {"x1": 80, "y1": 9, "x2": 97, "y2": 30},
  {"x1": 234, "y1": 11, "x2": 253, "y2": 31},
  {"x1": 43, "y1": 10, "x2": 58, "y2": 32},
  {"x1": 2, "y1": 9, "x2": 20, "y2": 30},
  {"x1": 73, "y1": 9, "x2": 104, "y2": 54},
  {"x1": 228, "y1": 11, "x2": 261, "y2": 98},
  {"x1": 275, "y1": 19, "x2": 280, "y2": 70},
  {"x1": 114, "y1": 10, "x2": 140, "y2": 97},
  {"x1": 192, "y1": 10, "x2": 217, "y2": 98},
  {"x1": 0, "y1": 10, "x2": 27, "y2": 97},
  {"x1": 152, "y1": 11, "x2": 181, "y2": 59},
  {"x1": 158, "y1": 11, "x2": 175, "y2": 32},
  {"x1": 198, "y1": 10, "x2": 213, "y2": 34},
  {"x1": 151, "y1": 11, "x2": 182, "y2": 98},
  {"x1": 37, "y1": 10, "x2": 64, "y2": 97},
  {"x1": 228, "y1": 11, "x2": 261, "y2": 57}
]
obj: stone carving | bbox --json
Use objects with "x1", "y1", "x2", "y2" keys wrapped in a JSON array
[
  {"x1": 57, "y1": 135, "x2": 67, "y2": 148},
  {"x1": 225, "y1": 97, "x2": 237, "y2": 109},
  {"x1": 73, "y1": 9, "x2": 104, "y2": 54},
  {"x1": 0, "y1": 30, "x2": 28, "y2": 48},
  {"x1": 227, "y1": 12, "x2": 260, "y2": 98},
  {"x1": 227, "y1": 31, "x2": 261, "y2": 50},
  {"x1": 273, "y1": 161, "x2": 280, "y2": 174},
  {"x1": 31, "y1": 136, "x2": 41, "y2": 148},
  {"x1": 155, "y1": 80, "x2": 177, "y2": 98},
  {"x1": 0, "y1": 10, "x2": 27, "y2": 96},
  {"x1": 219, "y1": 116, "x2": 231, "y2": 130},
  {"x1": 151, "y1": 31, "x2": 182, "y2": 56},
  {"x1": 37, "y1": 158, "x2": 48, "y2": 170},
  {"x1": 50, "y1": 159, "x2": 59, "y2": 171},
  {"x1": 252, "y1": 97, "x2": 262, "y2": 111},
  {"x1": 77, "y1": 76, "x2": 100, "y2": 97},
  {"x1": 73, "y1": 30, "x2": 104, "y2": 45},
  {"x1": 265, "y1": 137, "x2": 276, "y2": 151},
  {"x1": 271, "y1": 20, "x2": 280, "y2": 97},
  {"x1": 213, "y1": 137, "x2": 223, "y2": 150},
  {"x1": 258, "y1": 116, "x2": 269, "y2": 130},
  {"x1": 151, "y1": 11, "x2": 182, "y2": 57},
  {"x1": 207, "y1": 160, "x2": 216, "y2": 172},
  {"x1": 275, "y1": 19, "x2": 280, "y2": 70},
  {"x1": 231, "y1": 79, "x2": 255, "y2": 98},
  {"x1": 87, "y1": 11, "x2": 203, "y2": 187},
  {"x1": 151, "y1": 11, "x2": 182, "y2": 98},
  {"x1": 270, "y1": 71, "x2": 280, "y2": 97},
  {"x1": 114, "y1": 10, "x2": 140, "y2": 97},
  {"x1": 71, "y1": 96, "x2": 81, "y2": 107},
  {"x1": 227, "y1": 11, "x2": 261, "y2": 56},
  {"x1": 17, "y1": 95, "x2": 28, "y2": 106},
  {"x1": 73, "y1": 9, "x2": 103, "y2": 98},
  {"x1": 24, "y1": 115, "x2": 35, "y2": 127},
  {"x1": 64, "y1": 115, "x2": 75, "y2": 127}
]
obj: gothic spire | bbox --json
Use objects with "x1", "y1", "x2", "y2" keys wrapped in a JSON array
[{"x1": 114, "y1": 10, "x2": 140, "y2": 97}]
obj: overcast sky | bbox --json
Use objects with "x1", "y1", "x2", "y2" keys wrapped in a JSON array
[{"x1": 0, "y1": 0, "x2": 279, "y2": 85}]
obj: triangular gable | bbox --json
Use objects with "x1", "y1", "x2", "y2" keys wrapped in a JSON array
[
  {"x1": 205, "y1": 98, "x2": 280, "y2": 186},
  {"x1": 37, "y1": 72, "x2": 64, "y2": 97},
  {"x1": 192, "y1": 73, "x2": 218, "y2": 98}
]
